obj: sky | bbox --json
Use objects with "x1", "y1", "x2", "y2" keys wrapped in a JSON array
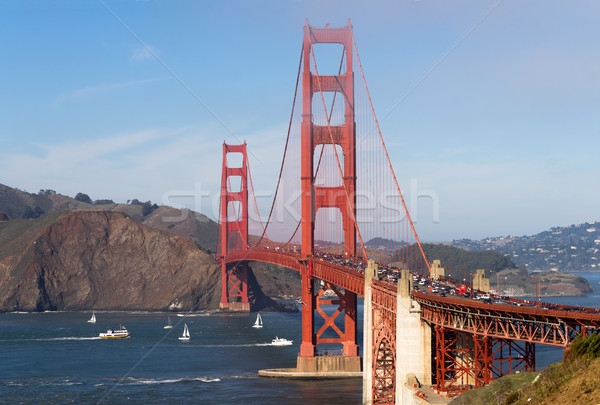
[{"x1": 1, "y1": 0, "x2": 599, "y2": 242}]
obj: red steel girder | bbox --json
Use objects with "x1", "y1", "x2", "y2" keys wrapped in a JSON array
[
  {"x1": 224, "y1": 249, "x2": 365, "y2": 296},
  {"x1": 414, "y1": 291, "x2": 600, "y2": 347},
  {"x1": 373, "y1": 324, "x2": 395, "y2": 405},
  {"x1": 314, "y1": 282, "x2": 359, "y2": 356},
  {"x1": 435, "y1": 327, "x2": 535, "y2": 394}
]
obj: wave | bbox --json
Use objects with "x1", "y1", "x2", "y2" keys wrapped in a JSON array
[
  {"x1": 176, "y1": 312, "x2": 214, "y2": 317},
  {"x1": 198, "y1": 343, "x2": 274, "y2": 347},
  {"x1": 124, "y1": 376, "x2": 221, "y2": 385}
]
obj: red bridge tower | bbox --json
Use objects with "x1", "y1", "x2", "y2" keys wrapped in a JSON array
[
  {"x1": 219, "y1": 142, "x2": 250, "y2": 312},
  {"x1": 298, "y1": 20, "x2": 360, "y2": 371}
]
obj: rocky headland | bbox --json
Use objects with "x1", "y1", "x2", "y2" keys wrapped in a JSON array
[{"x1": 0, "y1": 210, "x2": 292, "y2": 312}]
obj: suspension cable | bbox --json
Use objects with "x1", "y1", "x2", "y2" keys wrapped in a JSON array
[
  {"x1": 253, "y1": 44, "x2": 304, "y2": 247},
  {"x1": 351, "y1": 31, "x2": 430, "y2": 272}
]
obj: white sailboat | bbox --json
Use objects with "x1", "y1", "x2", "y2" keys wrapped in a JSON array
[
  {"x1": 163, "y1": 317, "x2": 173, "y2": 329},
  {"x1": 178, "y1": 323, "x2": 190, "y2": 341},
  {"x1": 87, "y1": 310, "x2": 96, "y2": 323},
  {"x1": 252, "y1": 313, "x2": 263, "y2": 328}
]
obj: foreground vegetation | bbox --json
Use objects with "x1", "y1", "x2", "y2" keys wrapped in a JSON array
[{"x1": 449, "y1": 334, "x2": 600, "y2": 405}]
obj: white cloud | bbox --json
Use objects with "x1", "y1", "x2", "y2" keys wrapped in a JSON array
[
  {"x1": 52, "y1": 77, "x2": 166, "y2": 106},
  {"x1": 0, "y1": 126, "x2": 223, "y2": 208}
]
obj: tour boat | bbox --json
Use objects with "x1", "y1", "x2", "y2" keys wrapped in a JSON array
[
  {"x1": 99, "y1": 326, "x2": 129, "y2": 339},
  {"x1": 252, "y1": 313, "x2": 263, "y2": 328},
  {"x1": 87, "y1": 310, "x2": 96, "y2": 323},
  {"x1": 271, "y1": 336, "x2": 293, "y2": 346},
  {"x1": 163, "y1": 317, "x2": 173, "y2": 329},
  {"x1": 178, "y1": 323, "x2": 190, "y2": 341}
]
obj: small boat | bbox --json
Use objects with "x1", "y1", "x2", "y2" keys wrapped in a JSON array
[
  {"x1": 252, "y1": 313, "x2": 263, "y2": 328},
  {"x1": 271, "y1": 336, "x2": 293, "y2": 346},
  {"x1": 87, "y1": 310, "x2": 96, "y2": 324},
  {"x1": 163, "y1": 317, "x2": 173, "y2": 329},
  {"x1": 178, "y1": 323, "x2": 190, "y2": 341},
  {"x1": 99, "y1": 325, "x2": 129, "y2": 339}
]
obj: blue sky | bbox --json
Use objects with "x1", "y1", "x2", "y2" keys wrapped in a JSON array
[{"x1": 1, "y1": 0, "x2": 599, "y2": 242}]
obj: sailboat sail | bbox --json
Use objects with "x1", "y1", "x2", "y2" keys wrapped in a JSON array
[
  {"x1": 88, "y1": 311, "x2": 96, "y2": 323},
  {"x1": 179, "y1": 323, "x2": 190, "y2": 340},
  {"x1": 253, "y1": 313, "x2": 263, "y2": 328}
]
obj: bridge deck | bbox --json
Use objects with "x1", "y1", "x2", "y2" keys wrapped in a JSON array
[{"x1": 223, "y1": 248, "x2": 600, "y2": 347}]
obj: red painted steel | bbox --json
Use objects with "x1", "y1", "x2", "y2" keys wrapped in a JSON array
[
  {"x1": 373, "y1": 324, "x2": 396, "y2": 404},
  {"x1": 219, "y1": 142, "x2": 249, "y2": 308},
  {"x1": 301, "y1": 20, "x2": 355, "y2": 259},
  {"x1": 298, "y1": 20, "x2": 358, "y2": 357},
  {"x1": 435, "y1": 327, "x2": 535, "y2": 394},
  {"x1": 413, "y1": 290, "x2": 600, "y2": 347},
  {"x1": 224, "y1": 249, "x2": 365, "y2": 296}
]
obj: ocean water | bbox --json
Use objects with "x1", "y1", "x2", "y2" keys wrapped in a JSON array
[
  {"x1": 2, "y1": 273, "x2": 599, "y2": 404},
  {"x1": 524, "y1": 271, "x2": 600, "y2": 369},
  {"x1": 0, "y1": 309, "x2": 362, "y2": 404}
]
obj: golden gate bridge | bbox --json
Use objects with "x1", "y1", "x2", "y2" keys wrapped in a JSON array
[{"x1": 216, "y1": 20, "x2": 600, "y2": 404}]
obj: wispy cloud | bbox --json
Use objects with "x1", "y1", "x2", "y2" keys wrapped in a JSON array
[
  {"x1": 52, "y1": 77, "x2": 166, "y2": 106},
  {"x1": 131, "y1": 43, "x2": 156, "y2": 62},
  {"x1": 0, "y1": 126, "x2": 224, "y2": 209}
]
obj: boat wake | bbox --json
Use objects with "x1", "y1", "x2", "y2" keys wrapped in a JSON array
[
  {"x1": 33, "y1": 336, "x2": 103, "y2": 341},
  {"x1": 197, "y1": 343, "x2": 273, "y2": 347},
  {"x1": 124, "y1": 376, "x2": 221, "y2": 385},
  {"x1": 176, "y1": 312, "x2": 214, "y2": 317}
]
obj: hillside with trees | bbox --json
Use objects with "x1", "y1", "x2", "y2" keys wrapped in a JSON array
[
  {"x1": 396, "y1": 243, "x2": 517, "y2": 275},
  {"x1": 451, "y1": 221, "x2": 600, "y2": 272}
]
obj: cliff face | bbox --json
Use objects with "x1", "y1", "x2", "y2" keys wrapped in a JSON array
[{"x1": 0, "y1": 210, "x2": 221, "y2": 312}]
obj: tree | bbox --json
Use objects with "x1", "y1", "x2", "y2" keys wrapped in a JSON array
[
  {"x1": 38, "y1": 189, "x2": 56, "y2": 195},
  {"x1": 94, "y1": 199, "x2": 115, "y2": 205},
  {"x1": 74, "y1": 193, "x2": 93, "y2": 204},
  {"x1": 142, "y1": 201, "x2": 158, "y2": 216},
  {"x1": 22, "y1": 206, "x2": 44, "y2": 219}
]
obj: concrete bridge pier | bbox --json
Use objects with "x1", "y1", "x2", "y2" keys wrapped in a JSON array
[
  {"x1": 362, "y1": 260, "x2": 376, "y2": 405},
  {"x1": 396, "y1": 269, "x2": 432, "y2": 404}
]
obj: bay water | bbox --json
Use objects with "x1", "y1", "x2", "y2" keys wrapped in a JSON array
[
  {"x1": 0, "y1": 307, "x2": 361, "y2": 404},
  {"x1": 2, "y1": 272, "x2": 599, "y2": 403}
]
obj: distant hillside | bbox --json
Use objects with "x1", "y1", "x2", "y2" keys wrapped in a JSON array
[
  {"x1": 0, "y1": 184, "x2": 89, "y2": 219},
  {"x1": 0, "y1": 183, "x2": 218, "y2": 252},
  {"x1": 396, "y1": 243, "x2": 517, "y2": 275},
  {"x1": 365, "y1": 237, "x2": 406, "y2": 255},
  {"x1": 451, "y1": 221, "x2": 600, "y2": 272},
  {"x1": 0, "y1": 183, "x2": 300, "y2": 311}
]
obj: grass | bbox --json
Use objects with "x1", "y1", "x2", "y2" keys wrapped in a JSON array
[
  {"x1": 449, "y1": 372, "x2": 539, "y2": 405},
  {"x1": 506, "y1": 334, "x2": 600, "y2": 404}
]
